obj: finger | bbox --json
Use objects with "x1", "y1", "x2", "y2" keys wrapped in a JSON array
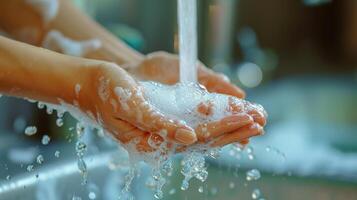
[
  {"x1": 211, "y1": 123, "x2": 263, "y2": 147},
  {"x1": 110, "y1": 117, "x2": 146, "y2": 143},
  {"x1": 195, "y1": 114, "x2": 253, "y2": 142},
  {"x1": 228, "y1": 96, "x2": 245, "y2": 113},
  {"x1": 198, "y1": 67, "x2": 245, "y2": 99},
  {"x1": 245, "y1": 103, "x2": 267, "y2": 126},
  {"x1": 136, "y1": 133, "x2": 154, "y2": 152},
  {"x1": 239, "y1": 139, "x2": 250, "y2": 145},
  {"x1": 136, "y1": 133, "x2": 168, "y2": 153}
]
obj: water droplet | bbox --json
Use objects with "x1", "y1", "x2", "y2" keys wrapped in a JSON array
[
  {"x1": 88, "y1": 192, "x2": 96, "y2": 199},
  {"x1": 248, "y1": 154, "x2": 255, "y2": 160},
  {"x1": 41, "y1": 135, "x2": 51, "y2": 145},
  {"x1": 56, "y1": 118, "x2": 63, "y2": 127},
  {"x1": 246, "y1": 169, "x2": 261, "y2": 181},
  {"x1": 77, "y1": 158, "x2": 87, "y2": 174},
  {"x1": 265, "y1": 146, "x2": 271, "y2": 152},
  {"x1": 208, "y1": 148, "x2": 220, "y2": 159},
  {"x1": 24, "y1": 126, "x2": 37, "y2": 136},
  {"x1": 6, "y1": 175, "x2": 11, "y2": 180},
  {"x1": 153, "y1": 191, "x2": 163, "y2": 199},
  {"x1": 180, "y1": 180, "x2": 189, "y2": 191},
  {"x1": 36, "y1": 154, "x2": 44, "y2": 164},
  {"x1": 35, "y1": 174, "x2": 39, "y2": 178},
  {"x1": 76, "y1": 141, "x2": 87, "y2": 157},
  {"x1": 198, "y1": 186, "x2": 203, "y2": 193},
  {"x1": 72, "y1": 196, "x2": 82, "y2": 200},
  {"x1": 162, "y1": 160, "x2": 173, "y2": 176},
  {"x1": 46, "y1": 107, "x2": 53, "y2": 115},
  {"x1": 27, "y1": 165, "x2": 34, "y2": 172},
  {"x1": 252, "y1": 189, "x2": 261, "y2": 199},
  {"x1": 77, "y1": 158, "x2": 87, "y2": 185},
  {"x1": 76, "y1": 123, "x2": 85, "y2": 138},
  {"x1": 246, "y1": 146, "x2": 253, "y2": 154},
  {"x1": 55, "y1": 150, "x2": 60, "y2": 158},
  {"x1": 37, "y1": 102, "x2": 45, "y2": 109}
]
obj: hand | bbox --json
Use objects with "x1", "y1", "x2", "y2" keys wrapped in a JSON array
[
  {"x1": 83, "y1": 62, "x2": 265, "y2": 152},
  {"x1": 126, "y1": 51, "x2": 245, "y2": 99},
  {"x1": 123, "y1": 52, "x2": 266, "y2": 150}
]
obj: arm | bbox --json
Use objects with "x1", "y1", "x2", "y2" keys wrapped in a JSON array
[
  {"x1": 0, "y1": 0, "x2": 144, "y2": 65},
  {"x1": 0, "y1": 36, "x2": 198, "y2": 147},
  {"x1": 0, "y1": 0, "x2": 246, "y2": 98},
  {"x1": 0, "y1": 35, "x2": 95, "y2": 111},
  {"x1": 49, "y1": 0, "x2": 144, "y2": 64}
]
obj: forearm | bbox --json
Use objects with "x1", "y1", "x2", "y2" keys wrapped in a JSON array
[
  {"x1": 49, "y1": 0, "x2": 144, "y2": 65},
  {"x1": 0, "y1": 0, "x2": 144, "y2": 65},
  {"x1": 0, "y1": 36, "x2": 96, "y2": 110}
]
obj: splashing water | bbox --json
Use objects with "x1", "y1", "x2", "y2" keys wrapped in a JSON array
[
  {"x1": 3, "y1": 0, "x2": 266, "y2": 198},
  {"x1": 72, "y1": 195, "x2": 82, "y2": 200},
  {"x1": 180, "y1": 151, "x2": 208, "y2": 191},
  {"x1": 36, "y1": 154, "x2": 44, "y2": 164},
  {"x1": 24, "y1": 126, "x2": 37, "y2": 136},
  {"x1": 252, "y1": 189, "x2": 261, "y2": 199},
  {"x1": 56, "y1": 118, "x2": 64, "y2": 127},
  {"x1": 27, "y1": 165, "x2": 34, "y2": 172},
  {"x1": 198, "y1": 186, "x2": 204, "y2": 193},
  {"x1": 88, "y1": 192, "x2": 96, "y2": 200},
  {"x1": 246, "y1": 169, "x2": 261, "y2": 181},
  {"x1": 54, "y1": 150, "x2": 60, "y2": 158},
  {"x1": 75, "y1": 123, "x2": 88, "y2": 185},
  {"x1": 41, "y1": 135, "x2": 51, "y2": 145}
]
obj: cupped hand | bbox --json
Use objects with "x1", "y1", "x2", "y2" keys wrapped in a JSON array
[
  {"x1": 84, "y1": 62, "x2": 265, "y2": 153},
  {"x1": 126, "y1": 51, "x2": 245, "y2": 99}
]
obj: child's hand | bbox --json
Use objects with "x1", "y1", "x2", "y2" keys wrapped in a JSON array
[{"x1": 126, "y1": 52, "x2": 245, "y2": 99}]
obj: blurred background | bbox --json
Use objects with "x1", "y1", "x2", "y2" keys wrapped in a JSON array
[{"x1": 1, "y1": 0, "x2": 357, "y2": 199}]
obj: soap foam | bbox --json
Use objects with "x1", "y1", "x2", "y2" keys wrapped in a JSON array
[
  {"x1": 42, "y1": 30, "x2": 102, "y2": 57},
  {"x1": 140, "y1": 81, "x2": 256, "y2": 128},
  {"x1": 26, "y1": 0, "x2": 59, "y2": 23}
]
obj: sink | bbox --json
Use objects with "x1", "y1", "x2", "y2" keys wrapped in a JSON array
[{"x1": 1, "y1": 76, "x2": 357, "y2": 200}]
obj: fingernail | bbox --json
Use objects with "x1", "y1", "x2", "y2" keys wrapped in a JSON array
[
  {"x1": 175, "y1": 128, "x2": 197, "y2": 145},
  {"x1": 250, "y1": 124, "x2": 263, "y2": 135}
]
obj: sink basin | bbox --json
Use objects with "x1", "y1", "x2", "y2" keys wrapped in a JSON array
[{"x1": 1, "y1": 76, "x2": 357, "y2": 200}]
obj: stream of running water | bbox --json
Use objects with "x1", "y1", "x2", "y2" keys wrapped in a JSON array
[{"x1": 178, "y1": 0, "x2": 198, "y2": 83}]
